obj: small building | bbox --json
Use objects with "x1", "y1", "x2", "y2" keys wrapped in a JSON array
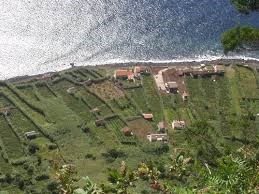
[
  {"x1": 200, "y1": 64, "x2": 206, "y2": 69},
  {"x1": 0, "y1": 107, "x2": 11, "y2": 116},
  {"x1": 147, "y1": 133, "x2": 168, "y2": 142},
  {"x1": 121, "y1": 127, "x2": 133, "y2": 136},
  {"x1": 182, "y1": 91, "x2": 189, "y2": 101},
  {"x1": 24, "y1": 131, "x2": 39, "y2": 140},
  {"x1": 114, "y1": 69, "x2": 133, "y2": 80},
  {"x1": 134, "y1": 66, "x2": 148, "y2": 76},
  {"x1": 36, "y1": 73, "x2": 52, "y2": 81},
  {"x1": 172, "y1": 120, "x2": 186, "y2": 130},
  {"x1": 95, "y1": 119, "x2": 106, "y2": 127},
  {"x1": 213, "y1": 65, "x2": 225, "y2": 73},
  {"x1": 66, "y1": 87, "x2": 76, "y2": 94},
  {"x1": 157, "y1": 121, "x2": 166, "y2": 133},
  {"x1": 127, "y1": 73, "x2": 135, "y2": 81},
  {"x1": 142, "y1": 113, "x2": 153, "y2": 121},
  {"x1": 166, "y1": 82, "x2": 178, "y2": 93},
  {"x1": 90, "y1": 107, "x2": 100, "y2": 113}
]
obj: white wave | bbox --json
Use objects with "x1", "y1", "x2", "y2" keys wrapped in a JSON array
[{"x1": 1, "y1": 54, "x2": 259, "y2": 80}]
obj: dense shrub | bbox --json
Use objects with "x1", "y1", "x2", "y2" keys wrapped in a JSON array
[{"x1": 102, "y1": 149, "x2": 127, "y2": 162}]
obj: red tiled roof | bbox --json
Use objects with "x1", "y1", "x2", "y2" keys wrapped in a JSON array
[
  {"x1": 142, "y1": 113, "x2": 153, "y2": 119},
  {"x1": 182, "y1": 91, "x2": 189, "y2": 97},
  {"x1": 121, "y1": 127, "x2": 132, "y2": 136},
  {"x1": 157, "y1": 121, "x2": 166, "y2": 129},
  {"x1": 115, "y1": 69, "x2": 133, "y2": 77}
]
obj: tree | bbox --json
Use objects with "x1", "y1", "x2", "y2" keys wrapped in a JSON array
[{"x1": 221, "y1": 0, "x2": 259, "y2": 53}]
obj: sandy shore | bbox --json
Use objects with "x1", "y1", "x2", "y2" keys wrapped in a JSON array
[{"x1": 5, "y1": 58, "x2": 259, "y2": 83}]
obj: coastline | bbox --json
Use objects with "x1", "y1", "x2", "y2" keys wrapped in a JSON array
[{"x1": 3, "y1": 57, "x2": 259, "y2": 83}]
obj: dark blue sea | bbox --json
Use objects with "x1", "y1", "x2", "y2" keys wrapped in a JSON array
[{"x1": 0, "y1": 0, "x2": 259, "y2": 78}]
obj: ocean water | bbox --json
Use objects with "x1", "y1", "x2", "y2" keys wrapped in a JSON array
[{"x1": 0, "y1": 0, "x2": 259, "y2": 79}]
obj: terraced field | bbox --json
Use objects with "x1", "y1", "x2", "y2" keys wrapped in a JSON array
[
  {"x1": 0, "y1": 115, "x2": 24, "y2": 159},
  {"x1": 0, "y1": 65, "x2": 259, "y2": 193}
]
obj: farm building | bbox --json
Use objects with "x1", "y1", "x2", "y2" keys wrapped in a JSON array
[
  {"x1": 0, "y1": 107, "x2": 11, "y2": 116},
  {"x1": 182, "y1": 91, "x2": 189, "y2": 101},
  {"x1": 95, "y1": 119, "x2": 106, "y2": 127},
  {"x1": 134, "y1": 66, "x2": 148, "y2": 76},
  {"x1": 24, "y1": 131, "x2": 39, "y2": 140},
  {"x1": 114, "y1": 69, "x2": 134, "y2": 80},
  {"x1": 36, "y1": 73, "x2": 52, "y2": 80},
  {"x1": 166, "y1": 82, "x2": 178, "y2": 93},
  {"x1": 172, "y1": 120, "x2": 186, "y2": 130},
  {"x1": 147, "y1": 133, "x2": 168, "y2": 142},
  {"x1": 142, "y1": 113, "x2": 154, "y2": 121},
  {"x1": 90, "y1": 107, "x2": 100, "y2": 113},
  {"x1": 67, "y1": 87, "x2": 76, "y2": 94},
  {"x1": 213, "y1": 65, "x2": 225, "y2": 73},
  {"x1": 157, "y1": 121, "x2": 166, "y2": 133},
  {"x1": 121, "y1": 127, "x2": 133, "y2": 136}
]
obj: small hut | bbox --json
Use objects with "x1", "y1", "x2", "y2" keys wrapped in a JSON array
[
  {"x1": 172, "y1": 120, "x2": 186, "y2": 130},
  {"x1": 147, "y1": 133, "x2": 168, "y2": 142},
  {"x1": 142, "y1": 113, "x2": 153, "y2": 121},
  {"x1": 24, "y1": 131, "x2": 39, "y2": 140},
  {"x1": 157, "y1": 121, "x2": 166, "y2": 133},
  {"x1": 95, "y1": 119, "x2": 106, "y2": 127},
  {"x1": 182, "y1": 91, "x2": 189, "y2": 101},
  {"x1": 121, "y1": 127, "x2": 133, "y2": 136}
]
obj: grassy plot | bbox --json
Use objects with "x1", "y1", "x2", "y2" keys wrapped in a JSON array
[
  {"x1": 17, "y1": 85, "x2": 39, "y2": 102},
  {"x1": 109, "y1": 97, "x2": 138, "y2": 118},
  {"x1": 106, "y1": 116, "x2": 136, "y2": 144},
  {"x1": 126, "y1": 87, "x2": 150, "y2": 113},
  {"x1": 225, "y1": 66, "x2": 242, "y2": 115},
  {"x1": 142, "y1": 75, "x2": 163, "y2": 122},
  {"x1": 186, "y1": 77, "x2": 210, "y2": 119},
  {"x1": 36, "y1": 83, "x2": 56, "y2": 98},
  {"x1": 9, "y1": 109, "x2": 41, "y2": 135},
  {"x1": 79, "y1": 69, "x2": 100, "y2": 79},
  {"x1": 127, "y1": 118, "x2": 153, "y2": 140},
  {"x1": 0, "y1": 154, "x2": 12, "y2": 173},
  {"x1": 88, "y1": 81, "x2": 125, "y2": 101},
  {"x1": 49, "y1": 82, "x2": 95, "y2": 122},
  {"x1": 235, "y1": 66, "x2": 258, "y2": 97},
  {"x1": 0, "y1": 115, "x2": 24, "y2": 159}
]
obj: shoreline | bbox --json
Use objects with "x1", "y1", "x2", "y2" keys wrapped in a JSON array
[{"x1": 4, "y1": 58, "x2": 259, "y2": 83}]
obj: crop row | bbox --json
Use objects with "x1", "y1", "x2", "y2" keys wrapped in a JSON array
[{"x1": 106, "y1": 117, "x2": 136, "y2": 144}]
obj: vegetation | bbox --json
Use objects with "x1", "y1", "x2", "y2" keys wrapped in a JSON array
[
  {"x1": 231, "y1": 0, "x2": 259, "y2": 13},
  {"x1": 221, "y1": 0, "x2": 259, "y2": 53},
  {"x1": 0, "y1": 65, "x2": 259, "y2": 193},
  {"x1": 221, "y1": 26, "x2": 259, "y2": 53}
]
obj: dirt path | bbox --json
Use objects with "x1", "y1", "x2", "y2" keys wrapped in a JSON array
[{"x1": 154, "y1": 68, "x2": 168, "y2": 91}]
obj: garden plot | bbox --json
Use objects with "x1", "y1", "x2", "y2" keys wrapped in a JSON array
[
  {"x1": 88, "y1": 81, "x2": 125, "y2": 100},
  {"x1": 235, "y1": 66, "x2": 258, "y2": 98},
  {"x1": 0, "y1": 154, "x2": 12, "y2": 173},
  {"x1": 109, "y1": 97, "x2": 138, "y2": 118},
  {"x1": 8, "y1": 109, "x2": 41, "y2": 135},
  {"x1": 36, "y1": 83, "x2": 56, "y2": 98},
  {"x1": 142, "y1": 76, "x2": 163, "y2": 122},
  {"x1": 52, "y1": 78, "x2": 75, "y2": 90},
  {"x1": 79, "y1": 89, "x2": 105, "y2": 108},
  {"x1": 128, "y1": 118, "x2": 153, "y2": 139},
  {"x1": 106, "y1": 116, "x2": 136, "y2": 144},
  {"x1": 71, "y1": 70, "x2": 90, "y2": 81},
  {"x1": 126, "y1": 87, "x2": 150, "y2": 112},
  {"x1": 0, "y1": 115, "x2": 24, "y2": 159},
  {"x1": 52, "y1": 84, "x2": 95, "y2": 122},
  {"x1": 78, "y1": 88, "x2": 113, "y2": 117},
  {"x1": 17, "y1": 85, "x2": 39, "y2": 102},
  {"x1": 186, "y1": 77, "x2": 211, "y2": 119},
  {"x1": 80, "y1": 68, "x2": 100, "y2": 79}
]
